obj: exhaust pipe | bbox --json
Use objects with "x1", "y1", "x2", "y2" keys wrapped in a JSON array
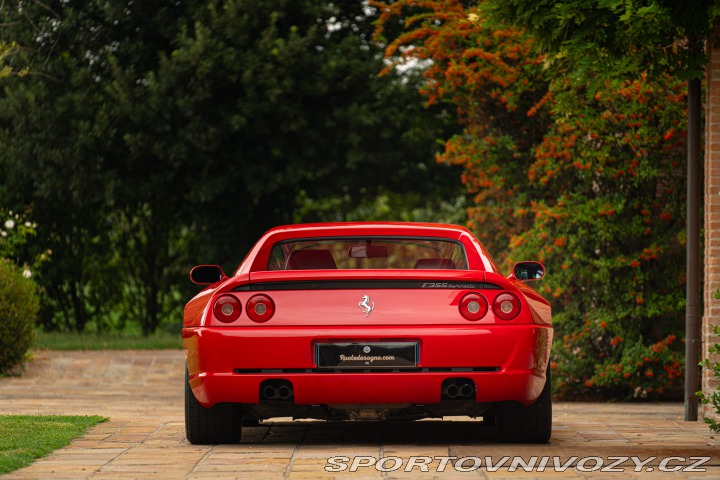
[
  {"x1": 441, "y1": 378, "x2": 475, "y2": 400},
  {"x1": 459, "y1": 383, "x2": 474, "y2": 399},
  {"x1": 262, "y1": 385, "x2": 279, "y2": 400},
  {"x1": 277, "y1": 385, "x2": 292, "y2": 400},
  {"x1": 443, "y1": 384, "x2": 460, "y2": 399},
  {"x1": 260, "y1": 380, "x2": 294, "y2": 401}
]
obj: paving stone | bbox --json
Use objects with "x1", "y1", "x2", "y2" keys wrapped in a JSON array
[{"x1": 1, "y1": 350, "x2": 718, "y2": 479}]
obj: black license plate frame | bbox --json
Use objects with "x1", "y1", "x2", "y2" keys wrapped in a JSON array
[{"x1": 315, "y1": 342, "x2": 418, "y2": 369}]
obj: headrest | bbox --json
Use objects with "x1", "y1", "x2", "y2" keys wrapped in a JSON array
[
  {"x1": 413, "y1": 258, "x2": 456, "y2": 269},
  {"x1": 286, "y1": 250, "x2": 337, "y2": 270}
]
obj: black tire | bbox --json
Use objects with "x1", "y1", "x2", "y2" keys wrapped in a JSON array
[
  {"x1": 185, "y1": 368, "x2": 242, "y2": 444},
  {"x1": 495, "y1": 368, "x2": 552, "y2": 443}
]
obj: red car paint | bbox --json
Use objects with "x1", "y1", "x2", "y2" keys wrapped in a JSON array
[{"x1": 183, "y1": 222, "x2": 552, "y2": 441}]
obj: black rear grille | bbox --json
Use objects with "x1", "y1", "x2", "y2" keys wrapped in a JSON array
[{"x1": 233, "y1": 280, "x2": 501, "y2": 291}]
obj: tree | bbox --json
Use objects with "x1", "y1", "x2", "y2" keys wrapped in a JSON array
[
  {"x1": 104, "y1": 0, "x2": 463, "y2": 333},
  {"x1": 373, "y1": 0, "x2": 551, "y2": 257},
  {"x1": 0, "y1": 1, "x2": 126, "y2": 332},
  {"x1": 374, "y1": 0, "x2": 689, "y2": 398},
  {"x1": 488, "y1": 0, "x2": 714, "y2": 84},
  {"x1": 487, "y1": 0, "x2": 715, "y2": 419},
  {"x1": 511, "y1": 74, "x2": 687, "y2": 398},
  {"x1": 0, "y1": 0, "x2": 461, "y2": 334}
]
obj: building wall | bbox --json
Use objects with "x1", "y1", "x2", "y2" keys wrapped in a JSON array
[{"x1": 703, "y1": 24, "x2": 720, "y2": 417}]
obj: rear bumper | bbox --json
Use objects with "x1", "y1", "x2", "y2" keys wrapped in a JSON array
[{"x1": 183, "y1": 325, "x2": 552, "y2": 408}]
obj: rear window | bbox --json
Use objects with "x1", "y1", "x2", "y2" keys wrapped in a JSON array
[{"x1": 267, "y1": 237, "x2": 468, "y2": 270}]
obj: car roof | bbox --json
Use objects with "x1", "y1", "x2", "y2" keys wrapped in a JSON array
[
  {"x1": 237, "y1": 222, "x2": 496, "y2": 275},
  {"x1": 261, "y1": 221, "x2": 473, "y2": 238}
]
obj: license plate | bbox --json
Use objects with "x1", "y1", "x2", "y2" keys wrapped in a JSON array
[{"x1": 315, "y1": 342, "x2": 418, "y2": 369}]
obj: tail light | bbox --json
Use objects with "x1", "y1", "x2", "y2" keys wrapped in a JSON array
[
  {"x1": 247, "y1": 294, "x2": 275, "y2": 323},
  {"x1": 459, "y1": 293, "x2": 488, "y2": 321},
  {"x1": 213, "y1": 295, "x2": 242, "y2": 323},
  {"x1": 493, "y1": 292, "x2": 521, "y2": 320}
]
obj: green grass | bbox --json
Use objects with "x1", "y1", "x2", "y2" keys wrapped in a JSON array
[
  {"x1": 0, "y1": 415, "x2": 107, "y2": 474},
  {"x1": 34, "y1": 331, "x2": 182, "y2": 350}
]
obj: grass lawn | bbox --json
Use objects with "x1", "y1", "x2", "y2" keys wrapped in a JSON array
[
  {"x1": 34, "y1": 331, "x2": 182, "y2": 350},
  {"x1": 3, "y1": 333, "x2": 174, "y2": 472},
  {"x1": 0, "y1": 415, "x2": 107, "y2": 474}
]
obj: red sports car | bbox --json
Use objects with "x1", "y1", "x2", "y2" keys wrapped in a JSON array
[{"x1": 183, "y1": 222, "x2": 552, "y2": 444}]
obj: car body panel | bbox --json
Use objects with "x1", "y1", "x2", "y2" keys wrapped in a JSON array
[
  {"x1": 183, "y1": 222, "x2": 552, "y2": 417},
  {"x1": 183, "y1": 324, "x2": 551, "y2": 405}
]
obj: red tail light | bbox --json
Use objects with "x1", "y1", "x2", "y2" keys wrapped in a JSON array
[
  {"x1": 459, "y1": 293, "x2": 488, "y2": 321},
  {"x1": 247, "y1": 294, "x2": 275, "y2": 323},
  {"x1": 213, "y1": 294, "x2": 242, "y2": 323},
  {"x1": 493, "y1": 292, "x2": 521, "y2": 320}
]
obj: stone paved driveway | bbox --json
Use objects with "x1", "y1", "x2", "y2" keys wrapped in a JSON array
[{"x1": 0, "y1": 350, "x2": 718, "y2": 479}]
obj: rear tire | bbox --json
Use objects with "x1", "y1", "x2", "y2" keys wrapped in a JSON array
[
  {"x1": 495, "y1": 368, "x2": 552, "y2": 443},
  {"x1": 185, "y1": 368, "x2": 242, "y2": 444}
]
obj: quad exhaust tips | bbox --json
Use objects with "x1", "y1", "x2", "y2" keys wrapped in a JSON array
[
  {"x1": 441, "y1": 378, "x2": 475, "y2": 400},
  {"x1": 260, "y1": 380, "x2": 294, "y2": 401},
  {"x1": 262, "y1": 385, "x2": 292, "y2": 400},
  {"x1": 260, "y1": 378, "x2": 475, "y2": 401}
]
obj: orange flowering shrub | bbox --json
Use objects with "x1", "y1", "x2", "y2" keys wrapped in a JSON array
[
  {"x1": 374, "y1": 1, "x2": 686, "y2": 399},
  {"x1": 372, "y1": 0, "x2": 550, "y2": 256},
  {"x1": 512, "y1": 74, "x2": 687, "y2": 398}
]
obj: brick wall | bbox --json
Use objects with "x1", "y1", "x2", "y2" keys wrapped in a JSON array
[{"x1": 703, "y1": 24, "x2": 720, "y2": 417}]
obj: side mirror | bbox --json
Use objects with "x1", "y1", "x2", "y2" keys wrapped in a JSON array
[
  {"x1": 190, "y1": 265, "x2": 226, "y2": 285},
  {"x1": 512, "y1": 261, "x2": 545, "y2": 281}
]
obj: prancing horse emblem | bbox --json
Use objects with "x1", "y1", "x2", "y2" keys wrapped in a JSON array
[{"x1": 359, "y1": 295, "x2": 375, "y2": 317}]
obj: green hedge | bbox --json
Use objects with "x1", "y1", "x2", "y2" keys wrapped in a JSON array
[{"x1": 0, "y1": 260, "x2": 38, "y2": 373}]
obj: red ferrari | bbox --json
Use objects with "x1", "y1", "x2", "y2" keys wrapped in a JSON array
[{"x1": 183, "y1": 222, "x2": 552, "y2": 444}]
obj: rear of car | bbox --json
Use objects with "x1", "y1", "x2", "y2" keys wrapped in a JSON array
[{"x1": 183, "y1": 223, "x2": 552, "y2": 444}]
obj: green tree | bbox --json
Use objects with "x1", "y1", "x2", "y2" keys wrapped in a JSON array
[
  {"x1": 104, "y1": 0, "x2": 462, "y2": 333},
  {"x1": 488, "y1": 0, "x2": 715, "y2": 85},
  {"x1": 0, "y1": 0, "x2": 462, "y2": 334},
  {"x1": 0, "y1": 1, "x2": 125, "y2": 332}
]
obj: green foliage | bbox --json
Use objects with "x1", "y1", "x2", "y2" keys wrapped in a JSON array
[
  {"x1": 0, "y1": 209, "x2": 48, "y2": 272},
  {"x1": 373, "y1": 0, "x2": 551, "y2": 258},
  {"x1": 510, "y1": 73, "x2": 687, "y2": 398},
  {"x1": 488, "y1": 0, "x2": 715, "y2": 85},
  {"x1": 0, "y1": 415, "x2": 106, "y2": 474},
  {"x1": 0, "y1": 0, "x2": 124, "y2": 332},
  {"x1": 0, "y1": 209, "x2": 47, "y2": 372},
  {"x1": 698, "y1": 290, "x2": 720, "y2": 431},
  {"x1": 375, "y1": 0, "x2": 688, "y2": 399},
  {"x1": 294, "y1": 190, "x2": 468, "y2": 224},
  {"x1": 0, "y1": 41, "x2": 26, "y2": 78},
  {"x1": 479, "y1": 0, "x2": 709, "y2": 400},
  {"x1": 0, "y1": 260, "x2": 39, "y2": 374},
  {"x1": 0, "y1": 0, "x2": 461, "y2": 334}
]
